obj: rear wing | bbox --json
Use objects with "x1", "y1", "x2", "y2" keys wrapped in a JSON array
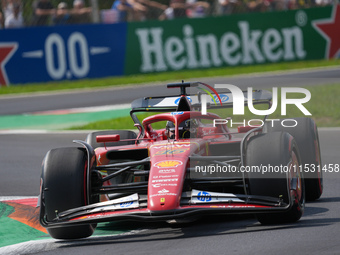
[{"x1": 131, "y1": 82, "x2": 273, "y2": 112}]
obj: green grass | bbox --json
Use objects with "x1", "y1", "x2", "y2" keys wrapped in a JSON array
[
  {"x1": 1, "y1": 59, "x2": 340, "y2": 96},
  {"x1": 70, "y1": 83, "x2": 340, "y2": 129},
  {"x1": 2, "y1": 58, "x2": 339, "y2": 128},
  {"x1": 69, "y1": 112, "x2": 158, "y2": 130}
]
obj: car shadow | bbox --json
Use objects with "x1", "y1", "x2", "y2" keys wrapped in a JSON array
[
  {"x1": 307, "y1": 196, "x2": 340, "y2": 204},
  {"x1": 53, "y1": 206, "x2": 339, "y2": 249}
]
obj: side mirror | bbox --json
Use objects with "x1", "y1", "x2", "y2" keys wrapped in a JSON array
[
  {"x1": 237, "y1": 126, "x2": 261, "y2": 133},
  {"x1": 96, "y1": 134, "x2": 120, "y2": 143}
]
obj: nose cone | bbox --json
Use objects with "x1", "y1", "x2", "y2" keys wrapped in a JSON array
[
  {"x1": 148, "y1": 159, "x2": 187, "y2": 211},
  {"x1": 147, "y1": 143, "x2": 193, "y2": 211}
]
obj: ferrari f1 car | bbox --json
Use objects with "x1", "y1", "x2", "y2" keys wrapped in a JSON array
[{"x1": 39, "y1": 82, "x2": 323, "y2": 239}]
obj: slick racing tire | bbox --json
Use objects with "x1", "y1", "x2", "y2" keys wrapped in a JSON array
[
  {"x1": 246, "y1": 132, "x2": 305, "y2": 224},
  {"x1": 41, "y1": 147, "x2": 95, "y2": 239},
  {"x1": 263, "y1": 117, "x2": 323, "y2": 201},
  {"x1": 85, "y1": 130, "x2": 137, "y2": 149}
]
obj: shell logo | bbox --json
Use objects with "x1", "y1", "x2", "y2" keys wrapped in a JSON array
[{"x1": 154, "y1": 160, "x2": 183, "y2": 168}]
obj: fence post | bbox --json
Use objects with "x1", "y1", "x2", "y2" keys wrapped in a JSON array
[{"x1": 90, "y1": 0, "x2": 100, "y2": 23}]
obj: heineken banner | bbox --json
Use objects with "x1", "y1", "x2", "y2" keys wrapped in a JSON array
[
  {"x1": 0, "y1": 5, "x2": 339, "y2": 85},
  {"x1": 125, "y1": 5, "x2": 339, "y2": 75}
]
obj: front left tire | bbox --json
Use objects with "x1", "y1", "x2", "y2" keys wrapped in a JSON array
[{"x1": 40, "y1": 147, "x2": 95, "y2": 239}]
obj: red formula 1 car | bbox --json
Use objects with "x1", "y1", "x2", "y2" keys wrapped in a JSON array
[{"x1": 39, "y1": 82, "x2": 323, "y2": 239}]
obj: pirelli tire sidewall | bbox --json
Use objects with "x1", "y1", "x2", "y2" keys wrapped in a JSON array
[
  {"x1": 41, "y1": 147, "x2": 95, "y2": 239},
  {"x1": 246, "y1": 131, "x2": 305, "y2": 224},
  {"x1": 263, "y1": 117, "x2": 323, "y2": 201}
]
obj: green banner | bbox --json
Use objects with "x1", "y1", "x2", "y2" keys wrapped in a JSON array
[{"x1": 125, "y1": 5, "x2": 339, "y2": 75}]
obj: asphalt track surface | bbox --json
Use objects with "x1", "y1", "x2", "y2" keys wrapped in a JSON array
[
  {"x1": 0, "y1": 67, "x2": 340, "y2": 254},
  {"x1": 0, "y1": 66, "x2": 340, "y2": 115},
  {"x1": 0, "y1": 129, "x2": 339, "y2": 255}
]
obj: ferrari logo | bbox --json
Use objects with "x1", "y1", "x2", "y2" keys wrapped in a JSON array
[{"x1": 160, "y1": 198, "x2": 165, "y2": 203}]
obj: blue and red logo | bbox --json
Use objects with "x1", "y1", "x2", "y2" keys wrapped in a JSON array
[
  {"x1": 0, "y1": 43, "x2": 17, "y2": 86},
  {"x1": 313, "y1": 4, "x2": 340, "y2": 59}
]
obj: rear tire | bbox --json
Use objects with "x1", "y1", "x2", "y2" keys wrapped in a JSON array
[
  {"x1": 246, "y1": 132, "x2": 305, "y2": 224},
  {"x1": 263, "y1": 117, "x2": 322, "y2": 201},
  {"x1": 85, "y1": 130, "x2": 137, "y2": 149},
  {"x1": 41, "y1": 147, "x2": 95, "y2": 239}
]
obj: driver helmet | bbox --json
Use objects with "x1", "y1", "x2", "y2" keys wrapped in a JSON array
[
  {"x1": 179, "y1": 119, "x2": 198, "y2": 138},
  {"x1": 166, "y1": 119, "x2": 198, "y2": 139},
  {"x1": 165, "y1": 121, "x2": 175, "y2": 139}
]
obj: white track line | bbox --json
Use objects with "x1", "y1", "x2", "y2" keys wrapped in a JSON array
[
  {"x1": 28, "y1": 103, "x2": 130, "y2": 115},
  {"x1": 0, "y1": 196, "x2": 38, "y2": 201}
]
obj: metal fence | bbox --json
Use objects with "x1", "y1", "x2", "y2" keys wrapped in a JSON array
[{"x1": 0, "y1": 0, "x2": 336, "y2": 28}]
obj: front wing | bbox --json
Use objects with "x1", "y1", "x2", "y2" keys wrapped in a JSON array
[{"x1": 40, "y1": 190, "x2": 293, "y2": 229}]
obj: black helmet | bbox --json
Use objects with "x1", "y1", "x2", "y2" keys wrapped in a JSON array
[
  {"x1": 166, "y1": 119, "x2": 198, "y2": 139},
  {"x1": 179, "y1": 119, "x2": 198, "y2": 138},
  {"x1": 165, "y1": 121, "x2": 175, "y2": 139}
]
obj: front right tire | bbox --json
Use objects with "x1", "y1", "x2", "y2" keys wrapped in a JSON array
[
  {"x1": 263, "y1": 117, "x2": 322, "y2": 201},
  {"x1": 246, "y1": 132, "x2": 305, "y2": 224}
]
